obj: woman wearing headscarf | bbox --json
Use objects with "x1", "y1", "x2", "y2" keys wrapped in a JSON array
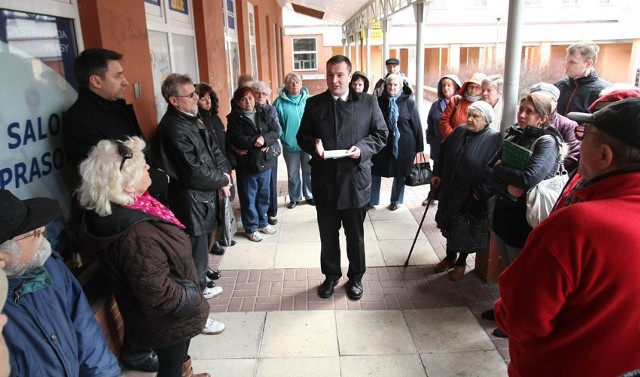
[
  {"x1": 488, "y1": 92, "x2": 564, "y2": 266},
  {"x1": 350, "y1": 71, "x2": 370, "y2": 93},
  {"x1": 432, "y1": 101, "x2": 503, "y2": 280},
  {"x1": 370, "y1": 73, "x2": 424, "y2": 211},
  {"x1": 78, "y1": 137, "x2": 213, "y2": 377},
  {"x1": 439, "y1": 72, "x2": 486, "y2": 139}
]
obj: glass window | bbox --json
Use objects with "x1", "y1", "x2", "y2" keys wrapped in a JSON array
[
  {"x1": 0, "y1": 8, "x2": 79, "y2": 218},
  {"x1": 293, "y1": 38, "x2": 317, "y2": 71},
  {"x1": 226, "y1": 0, "x2": 236, "y2": 31}
]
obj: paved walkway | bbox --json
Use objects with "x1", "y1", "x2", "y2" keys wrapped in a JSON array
[{"x1": 124, "y1": 156, "x2": 510, "y2": 377}]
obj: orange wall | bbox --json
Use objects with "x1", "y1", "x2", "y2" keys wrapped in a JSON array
[
  {"x1": 76, "y1": 0, "x2": 157, "y2": 140},
  {"x1": 193, "y1": 0, "x2": 230, "y2": 118}
]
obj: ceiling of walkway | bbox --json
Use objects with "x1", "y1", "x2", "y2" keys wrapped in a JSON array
[{"x1": 282, "y1": 0, "x2": 371, "y2": 25}]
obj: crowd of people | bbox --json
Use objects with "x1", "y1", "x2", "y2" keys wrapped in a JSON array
[{"x1": 2, "y1": 39, "x2": 640, "y2": 377}]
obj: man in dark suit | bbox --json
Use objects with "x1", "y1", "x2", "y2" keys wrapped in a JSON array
[
  {"x1": 61, "y1": 48, "x2": 161, "y2": 373},
  {"x1": 297, "y1": 55, "x2": 388, "y2": 300}
]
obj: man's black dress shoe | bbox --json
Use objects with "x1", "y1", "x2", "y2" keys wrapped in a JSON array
[
  {"x1": 388, "y1": 203, "x2": 399, "y2": 211},
  {"x1": 345, "y1": 280, "x2": 363, "y2": 300},
  {"x1": 268, "y1": 216, "x2": 278, "y2": 225},
  {"x1": 210, "y1": 242, "x2": 225, "y2": 255},
  {"x1": 318, "y1": 279, "x2": 338, "y2": 298},
  {"x1": 287, "y1": 201, "x2": 299, "y2": 209},
  {"x1": 121, "y1": 350, "x2": 159, "y2": 372},
  {"x1": 305, "y1": 198, "x2": 315, "y2": 206},
  {"x1": 206, "y1": 268, "x2": 221, "y2": 280}
]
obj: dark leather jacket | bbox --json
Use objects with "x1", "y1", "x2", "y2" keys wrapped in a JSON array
[
  {"x1": 155, "y1": 106, "x2": 230, "y2": 236},
  {"x1": 226, "y1": 104, "x2": 279, "y2": 174}
]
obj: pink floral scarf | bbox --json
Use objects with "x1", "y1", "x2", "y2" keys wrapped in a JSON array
[{"x1": 126, "y1": 191, "x2": 185, "y2": 229}]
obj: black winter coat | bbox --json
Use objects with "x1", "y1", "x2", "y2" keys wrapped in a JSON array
[
  {"x1": 62, "y1": 88, "x2": 167, "y2": 196},
  {"x1": 81, "y1": 206, "x2": 209, "y2": 349},
  {"x1": 155, "y1": 106, "x2": 230, "y2": 236},
  {"x1": 554, "y1": 70, "x2": 610, "y2": 115},
  {"x1": 199, "y1": 106, "x2": 232, "y2": 170},
  {"x1": 434, "y1": 125, "x2": 502, "y2": 230},
  {"x1": 226, "y1": 104, "x2": 280, "y2": 174},
  {"x1": 372, "y1": 87, "x2": 424, "y2": 178},
  {"x1": 297, "y1": 89, "x2": 388, "y2": 210},
  {"x1": 488, "y1": 125, "x2": 563, "y2": 247}
]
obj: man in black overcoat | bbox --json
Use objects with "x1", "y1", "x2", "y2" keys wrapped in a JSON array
[{"x1": 297, "y1": 55, "x2": 388, "y2": 300}]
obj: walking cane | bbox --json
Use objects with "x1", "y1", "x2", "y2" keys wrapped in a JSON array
[{"x1": 404, "y1": 188, "x2": 436, "y2": 267}]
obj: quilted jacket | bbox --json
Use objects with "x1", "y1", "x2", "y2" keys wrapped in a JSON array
[{"x1": 80, "y1": 205, "x2": 209, "y2": 349}]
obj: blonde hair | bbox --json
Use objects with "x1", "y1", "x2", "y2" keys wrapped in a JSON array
[{"x1": 77, "y1": 137, "x2": 148, "y2": 216}]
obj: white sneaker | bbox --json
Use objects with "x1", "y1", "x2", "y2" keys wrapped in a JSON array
[
  {"x1": 202, "y1": 317, "x2": 225, "y2": 335},
  {"x1": 246, "y1": 231, "x2": 263, "y2": 242},
  {"x1": 203, "y1": 286, "x2": 223, "y2": 299},
  {"x1": 259, "y1": 224, "x2": 276, "y2": 235}
]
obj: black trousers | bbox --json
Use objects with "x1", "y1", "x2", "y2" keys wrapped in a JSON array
[
  {"x1": 316, "y1": 203, "x2": 367, "y2": 281},
  {"x1": 155, "y1": 339, "x2": 190, "y2": 377},
  {"x1": 190, "y1": 234, "x2": 209, "y2": 290}
]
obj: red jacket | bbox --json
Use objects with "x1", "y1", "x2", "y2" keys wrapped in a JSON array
[{"x1": 495, "y1": 171, "x2": 640, "y2": 377}]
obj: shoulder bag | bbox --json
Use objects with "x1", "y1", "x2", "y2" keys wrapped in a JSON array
[
  {"x1": 405, "y1": 152, "x2": 432, "y2": 187},
  {"x1": 525, "y1": 136, "x2": 568, "y2": 227}
]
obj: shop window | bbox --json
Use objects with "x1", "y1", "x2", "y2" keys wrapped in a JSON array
[{"x1": 293, "y1": 38, "x2": 317, "y2": 71}]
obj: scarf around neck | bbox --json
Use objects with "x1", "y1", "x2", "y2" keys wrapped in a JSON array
[
  {"x1": 126, "y1": 191, "x2": 186, "y2": 229},
  {"x1": 387, "y1": 91, "x2": 403, "y2": 158}
]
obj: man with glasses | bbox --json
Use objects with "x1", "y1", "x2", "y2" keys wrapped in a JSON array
[
  {"x1": 62, "y1": 47, "x2": 164, "y2": 373},
  {"x1": 155, "y1": 74, "x2": 231, "y2": 335},
  {"x1": 0, "y1": 190, "x2": 120, "y2": 376},
  {"x1": 494, "y1": 98, "x2": 640, "y2": 376},
  {"x1": 554, "y1": 41, "x2": 610, "y2": 116}
]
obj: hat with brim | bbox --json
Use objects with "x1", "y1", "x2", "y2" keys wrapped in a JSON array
[
  {"x1": 567, "y1": 97, "x2": 640, "y2": 149},
  {"x1": 385, "y1": 58, "x2": 400, "y2": 65},
  {"x1": 0, "y1": 190, "x2": 60, "y2": 245}
]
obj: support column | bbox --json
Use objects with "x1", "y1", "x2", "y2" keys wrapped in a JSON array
[
  {"x1": 413, "y1": 1, "x2": 427, "y2": 107},
  {"x1": 355, "y1": 35, "x2": 361, "y2": 70},
  {"x1": 448, "y1": 44, "x2": 460, "y2": 72},
  {"x1": 540, "y1": 41, "x2": 551, "y2": 68},
  {"x1": 366, "y1": 24, "x2": 372, "y2": 77},
  {"x1": 382, "y1": 18, "x2": 390, "y2": 72},
  {"x1": 628, "y1": 39, "x2": 640, "y2": 85}
]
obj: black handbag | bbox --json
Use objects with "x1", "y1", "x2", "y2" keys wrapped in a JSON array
[
  {"x1": 405, "y1": 153, "x2": 432, "y2": 187},
  {"x1": 447, "y1": 211, "x2": 489, "y2": 254}
]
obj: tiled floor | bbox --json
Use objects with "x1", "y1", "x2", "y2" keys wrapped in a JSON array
[{"x1": 123, "y1": 160, "x2": 509, "y2": 377}]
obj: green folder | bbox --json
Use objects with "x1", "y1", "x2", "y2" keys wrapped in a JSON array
[
  {"x1": 501, "y1": 140, "x2": 532, "y2": 200},
  {"x1": 502, "y1": 140, "x2": 532, "y2": 169}
]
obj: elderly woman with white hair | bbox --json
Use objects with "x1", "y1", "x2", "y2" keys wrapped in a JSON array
[
  {"x1": 432, "y1": 101, "x2": 503, "y2": 280},
  {"x1": 77, "y1": 137, "x2": 214, "y2": 377}
]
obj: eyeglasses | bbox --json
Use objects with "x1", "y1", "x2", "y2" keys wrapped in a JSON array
[
  {"x1": 173, "y1": 91, "x2": 197, "y2": 99},
  {"x1": 574, "y1": 124, "x2": 599, "y2": 141},
  {"x1": 116, "y1": 141, "x2": 133, "y2": 171},
  {"x1": 14, "y1": 228, "x2": 45, "y2": 242},
  {"x1": 254, "y1": 92, "x2": 269, "y2": 97}
]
